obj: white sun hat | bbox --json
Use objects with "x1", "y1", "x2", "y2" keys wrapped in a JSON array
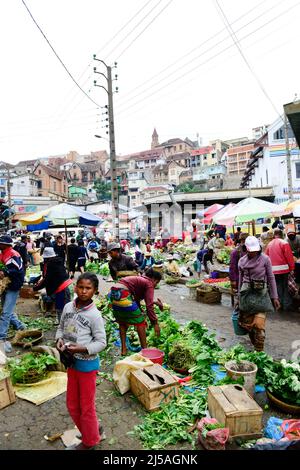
[{"x1": 245, "y1": 236, "x2": 261, "y2": 252}]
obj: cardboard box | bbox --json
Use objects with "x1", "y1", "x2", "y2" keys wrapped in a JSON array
[
  {"x1": 207, "y1": 384, "x2": 263, "y2": 437},
  {"x1": 130, "y1": 364, "x2": 179, "y2": 411}
]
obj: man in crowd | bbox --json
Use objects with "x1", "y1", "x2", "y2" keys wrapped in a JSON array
[
  {"x1": 0, "y1": 235, "x2": 25, "y2": 353},
  {"x1": 286, "y1": 228, "x2": 300, "y2": 258},
  {"x1": 108, "y1": 243, "x2": 139, "y2": 280},
  {"x1": 265, "y1": 229, "x2": 295, "y2": 311},
  {"x1": 14, "y1": 234, "x2": 29, "y2": 270},
  {"x1": 202, "y1": 248, "x2": 214, "y2": 275},
  {"x1": 233, "y1": 227, "x2": 242, "y2": 245}
]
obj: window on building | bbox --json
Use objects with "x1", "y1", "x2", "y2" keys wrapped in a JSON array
[
  {"x1": 38, "y1": 170, "x2": 41, "y2": 175},
  {"x1": 131, "y1": 195, "x2": 136, "y2": 200},
  {"x1": 266, "y1": 169, "x2": 269, "y2": 185},
  {"x1": 203, "y1": 155, "x2": 207, "y2": 160},
  {"x1": 53, "y1": 181, "x2": 57, "y2": 191},
  {"x1": 21, "y1": 180, "x2": 24, "y2": 184},
  {"x1": 260, "y1": 177, "x2": 263, "y2": 187},
  {"x1": 296, "y1": 162, "x2": 300, "y2": 179},
  {"x1": 179, "y1": 145, "x2": 182, "y2": 150}
]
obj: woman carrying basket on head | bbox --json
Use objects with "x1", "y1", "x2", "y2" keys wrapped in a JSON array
[{"x1": 237, "y1": 236, "x2": 280, "y2": 351}]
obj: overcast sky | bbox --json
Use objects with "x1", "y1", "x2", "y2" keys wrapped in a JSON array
[{"x1": 0, "y1": 0, "x2": 300, "y2": 164}]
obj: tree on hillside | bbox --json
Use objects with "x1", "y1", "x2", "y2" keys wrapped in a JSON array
[
  {"x1": 93, "y1": 179, "x2": 122, "y2": 201},
  {"x1": 174, "y1": 182, "x2": 198, "y2": 193}
]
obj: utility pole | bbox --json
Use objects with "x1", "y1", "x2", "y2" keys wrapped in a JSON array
[
  {"x1": 93, "y1": 56, "x2": 119, "y2": 240},
  {"x1": 284, "y1": 113, "x2": 293, "y2": 201},
  {"x1": 6, "y1": 165, "x2": 12, "y2": 230}
]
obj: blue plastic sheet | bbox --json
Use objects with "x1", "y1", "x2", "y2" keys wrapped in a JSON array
[
  {"x1": 211, "y1": 364, "x2": 227, "y2": 383},
  {"x1": 255, "y1": 384, "x2": 265, "y2": 393},
  {"x1": 264, "y1": 417, "x2": 284, "y2": 440}
]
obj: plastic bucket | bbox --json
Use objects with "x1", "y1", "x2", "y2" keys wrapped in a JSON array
[
  {"x1": 231, "y1": 310, "x2": 248, "y2": 336},
  {"x1": 141, "y1": 348, "x2": 165, "y2": 365},
  {"x1": 225, "y1": 360, "x2": 258, "y2": 396}
]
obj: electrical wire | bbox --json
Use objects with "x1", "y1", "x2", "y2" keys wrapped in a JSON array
[
  {"x1": 115, "y1": 0, "x2": 174, "y2": 61},
  {"x1": 50, "y1": 0, "x2": 156, "y2": 120},
  {"x1": 214, "y1": 0, "x2": 281, "y2": 117},
  {"x1": 117, "y1": 9, "x2": 300, "y2": 124},
  {"x1": 104, "y1": 0, "x2": 164, "y2": 60},
  {"x1": 115, "y1": 1, "x2": 300, "y2": 115},
  {"x1": 116, "y1": 0, "x2": 289, "y2": 111},
  {"x1": 21, "y1": 0, "x2": 101, "y2": 108},
  {"x1": 116, "y1": 0, "x2": 269, "y2": 105}
]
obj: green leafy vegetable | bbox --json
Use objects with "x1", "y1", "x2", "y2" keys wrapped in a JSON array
[{"x1": 8, "y1": 353, "x2": 57, "y2": 384}]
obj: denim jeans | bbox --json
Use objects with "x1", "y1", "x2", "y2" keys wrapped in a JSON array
[{"x1": 0, "y1": 290, "x2": 24, "y2": 340}]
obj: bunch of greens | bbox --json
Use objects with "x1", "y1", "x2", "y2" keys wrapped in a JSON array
[
  {"x1": 18, "y1": 315, "x2": 55, "y2": 332},
  {"x1": 135, "y1": 389, "x2": 207, "y2": 449},
  {"x1": 8, "y1": 353, "x2": 57, "y2": 384},
  {"x1": 98, "y1": 262, "x2": 110, "y2": 277},
  {"x1": 147, "y1": 306, "x2": 181, "y2": 357},
  {"x1": 0, "y1": 261, "x2": 7, "y2": 272},
  {"x1": 85, "y1": 261, "x2": 99, "y2": 273},
  {"x1": 266, "y1": 359, "x2": 300, "y2": 405},
  {"x1": 201, "y1": 422, "x2": 224, "y2": 439},
  {"x1": 168, "y1": 342, "x2": 196, "y2": 370}
]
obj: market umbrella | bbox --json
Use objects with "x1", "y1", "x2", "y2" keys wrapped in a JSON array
[
  {"x1": 279, "y1": 199, "x2": 300, "y2": 215},
  {"x1": 211, "y1": 203, "x2": 236, "y2": 225},
  {"x1": 212, "y1": 197, "x2": 283, "y2": 227},
  {"x1": 19, "y1": 203, "x2": 103, "y2": 266},
  {"x1": 19, "y1": 203, "x2": 103, "y2": 227},
  {"x1": 204, "y1": 203, "x2": 224, "y2": 216},
  {"x1": 201, "y1": 203, "x2": 224, "y2": 224}
]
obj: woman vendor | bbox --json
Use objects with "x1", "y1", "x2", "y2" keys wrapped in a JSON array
[
  {"x1": 238, "y1": 236, "x2": 280, "y2": 351},
  {"x1": 108, "y1": 268, "x2": 163, "y2": 355}
]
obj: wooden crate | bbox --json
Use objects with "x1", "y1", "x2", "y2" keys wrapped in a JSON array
[
  {"x1": 0, "y1": 375, "x2": 16, "y2": 410},
  {"x1": 196, "y1": 286, "x2": 221, "y2": 304},
  {"x1": 130, "y1": 364, "x2": 179, "y2": 411},
  {"x1": 207, "y1": 385, "x2": 263, "y2": 438}
]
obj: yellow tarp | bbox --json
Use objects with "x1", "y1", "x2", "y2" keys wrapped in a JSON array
[
  {"x1": 19, "y1": 208, "x2": 51, "y2": 226},
  {"x1": 14, "y1": 371, "x2": 67, "y2": 405}
]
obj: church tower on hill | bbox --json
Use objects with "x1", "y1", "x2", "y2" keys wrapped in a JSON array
[{"x1": 151, "y1": 128, "x2": 159, "y2": 149}]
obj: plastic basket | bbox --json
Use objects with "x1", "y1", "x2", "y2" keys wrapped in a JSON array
[{"x1": 231, "y1": 309, "x2": 248, "y2": 336}]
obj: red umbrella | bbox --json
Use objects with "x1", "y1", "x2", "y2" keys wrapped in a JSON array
[{"x1": 204, "y1": 204, "x2": 224, "y2": 216}]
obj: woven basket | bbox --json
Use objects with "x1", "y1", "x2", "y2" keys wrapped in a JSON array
[
  {"x1": 11, "y1": 329, "x2": 43, "y2": 348},
  {"x1": 116, "y1": 270, "x2": 138, "y2": 278},
  {"x1": 196, "y1": 286, "x2": 221, "y2": 304},
  {"x1": 0, "y1": 277, "x2": 11, "y2": 295}
]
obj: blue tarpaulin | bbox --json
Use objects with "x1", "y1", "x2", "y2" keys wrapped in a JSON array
[{"x1": 27, "y1": 221, "x2": 50, "y2": 231}]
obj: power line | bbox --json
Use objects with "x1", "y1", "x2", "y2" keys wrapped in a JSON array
[
  {"x1": 115, "y1": 1, "x2": 299, "y2": 116},
  {"x1": 103, "y1": 0, "x2": 160, "y2": 60},
  {"x1": 21, "y1": 0, "x2": 101, "y2": 108},
  {"x1": 116, "y1": 0, "x2": 269, "y2": 105},
  {"x1": 116, "y1": 0, "x2": 287, "y2": 111},
  {"x1": 214, "y1": 0, "x2": 281, "y2": 117},
  {"x1": 52, "y1": 0, "x2": 156, "y2": 120},
  {"x1": 115, "y1": 0, "x2": 174, "y2": 61}
]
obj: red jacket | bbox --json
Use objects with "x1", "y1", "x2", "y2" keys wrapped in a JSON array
[{"x1": 265, "y1": 238, "x2": 295, "y2": 274}]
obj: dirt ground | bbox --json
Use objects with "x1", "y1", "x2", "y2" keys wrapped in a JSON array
[{"x1": 0, "y1": 278, "x2": 299, "y2": 450}]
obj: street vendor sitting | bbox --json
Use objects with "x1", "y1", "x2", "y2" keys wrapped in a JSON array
[
  {"x1": 140, "y1": 252, "x2": 155, "y2": 271},
  {"x1": 165, "y1": 255, "x2": 181, "y2": 277},
  {"x1": 108, "y1": 268, "x2": 163, "y2": 355},
  {"x1": 108, "y1": 242, "x2": 139, "y2": 280}
]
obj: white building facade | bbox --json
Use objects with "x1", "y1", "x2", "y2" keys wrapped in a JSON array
[
  {"x1": 244, "y1": 117, "x2": 300, "y2": 203},
  {"x1": 8, "y1": 174, "x2": 39, "y2": 197}
]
